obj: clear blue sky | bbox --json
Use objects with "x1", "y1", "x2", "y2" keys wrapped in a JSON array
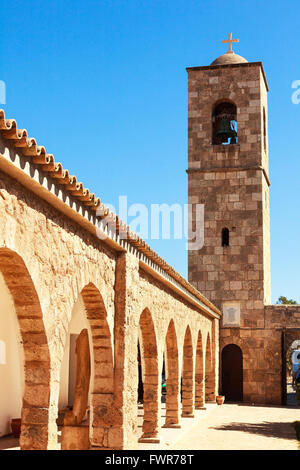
[{"x1": 0, "y1": 0, "x2": 299, "y2": 303}]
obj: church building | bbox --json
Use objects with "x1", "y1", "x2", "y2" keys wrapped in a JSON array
[{"x1": 0, "y1": 34, "x2": 299, "y2": 450}]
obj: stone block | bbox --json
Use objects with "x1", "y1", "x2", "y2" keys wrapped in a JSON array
[{"x1": 61, "y1": 425, "x2": 90, "y2": 450}]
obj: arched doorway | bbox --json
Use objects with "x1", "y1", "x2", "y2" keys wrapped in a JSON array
[{"x1": 221, "y1": 344, "x2": 243, "y2": 402}]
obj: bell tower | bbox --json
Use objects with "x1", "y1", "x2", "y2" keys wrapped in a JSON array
[{"x1": 187, "y1": 35, "x2": 271, "y2": 333}]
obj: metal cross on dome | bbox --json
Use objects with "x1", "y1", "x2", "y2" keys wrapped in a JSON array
[{"x1": 222, "y1": 33, "x2": 239, "y2": 54}]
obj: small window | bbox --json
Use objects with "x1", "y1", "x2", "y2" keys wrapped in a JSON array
[{"x1": 222, "y1": 228, "x2": 230, "y2": 247}]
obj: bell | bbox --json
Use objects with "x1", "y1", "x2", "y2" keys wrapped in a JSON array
[{"x1": 217, "y1": 118, "x2": 237, "y2": 143}]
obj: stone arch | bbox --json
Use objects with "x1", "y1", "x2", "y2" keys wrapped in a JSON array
[
  {"x1": 0, "y1": 247, "x2": 51, "y2": 450},
  {"x1": 195, "y1": 330, "x2": 204, "y2": 409},
  {"x1": 138, "y1": 308, "x2": 159, "y2": 441},
  {"x1": 164, "y1": 319, "x2": 180, "y2": 427},
  {"x1": 182, "y1": 326, "x2": 194, "y2": 417},
  {"x1": 212, "y1": 100, "x2": 238, "y2": 145},
  {"x1": 79, "y1": 283, "x2": 114, "y2": 447}
]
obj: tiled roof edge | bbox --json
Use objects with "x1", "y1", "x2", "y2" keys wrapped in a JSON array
[{"x1": 0, "y1": 109, "x2": 221, "y2": 317}]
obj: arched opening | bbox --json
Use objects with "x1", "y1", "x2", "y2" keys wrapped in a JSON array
[
  {"x1": 221, "y1": 228, "x2": 230, "y2": 247},
  {"x1": 58, "y1": 283, "x2": 114, "y2": 449},
  {"x1": 221, "y1": 344, "x2": 243, "y2": 402},
  {"x1": 138, "y1": 308, "x2": 159, "y2": 441},
  {"x1": 164, "y1": 320, "x2": 180, "y2": 427},
  {"x1": 182, "y1": 326, "x2": 194, "y2": 417},
  {"x1": 285, "y1": 337, "x2": 300, "y2": 406},
  {"x1": 0, "y1": 248, "x2": 51, "y2": 450},
  {"x1": 81, "y1": 284, "x2": 114, "y2": 448},
  {"x1": 212, "y1": 101, "x2": 237, "y2": 145},
  {"x1": 195, "y1": 331, "x2": 204, "y2": 409},
  {"x1": 58, "y1": 294, "x2": 92, "y2": 449},
  {"x1": 0, "y1": 270, "x2": 24, "y2": 446}
]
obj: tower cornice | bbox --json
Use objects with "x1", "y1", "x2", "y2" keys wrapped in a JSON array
[
  {"x1": 186, "y1": 61, "x2": 269, "y2": 92},
  {"x1": 186, "y1": 165, "x2": 271, "y2": 187}
]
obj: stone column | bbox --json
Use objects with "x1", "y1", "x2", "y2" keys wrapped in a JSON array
[
  {"x1": 205, "y1": 320, "x2": 217, "y2": 402},
  {"x1": 20, "y1": 360, "x2": 57, "y2": 450},
  {"x1": 140, "y1": 361, "x2": 161, "y2": 441},
  {"x1": 104, "y1": 250, "x2": 140, "y2": 450},
  {"x1": 195, "y1": 333, "x2": 205, "y2": 409},
  {"x1": 164, "y1": 375, "x2": 181, "y2": 427},
  {"x1": 181, "y1": 329, "x2": 195, "y2": 417},
  {"x1": 195, "y1": 378, "x2": 205, "y2": 408},
  {"x1": 164, "y1": 322, "x2": 180, "y2": 428}
]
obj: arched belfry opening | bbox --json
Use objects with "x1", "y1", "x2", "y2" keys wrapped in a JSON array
[{"x1": 212, "y1": 101, "x2": 237, "y2": 145}]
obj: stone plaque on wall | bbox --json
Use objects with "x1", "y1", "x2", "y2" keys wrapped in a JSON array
[{"x1": 222, "y1": 302, "x2": 241, "y2": 327}]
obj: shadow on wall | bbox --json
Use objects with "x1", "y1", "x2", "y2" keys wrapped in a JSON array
[{"x1": 210, "y1": 421, "x2": 297, "y2": 440}]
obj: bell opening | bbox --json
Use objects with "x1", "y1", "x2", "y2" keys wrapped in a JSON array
[{"x1": 212, "y1": 101, "x2": 238, "y2": 145}]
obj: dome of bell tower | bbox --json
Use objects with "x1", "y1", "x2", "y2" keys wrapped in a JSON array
[
  {"x1": 210, "y1": 52, "x2": 248, "y2": 66},
  {"x1": 210, "y1": 32, "x2": 247, "y2": 66}
]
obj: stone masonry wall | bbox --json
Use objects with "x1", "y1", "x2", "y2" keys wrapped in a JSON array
[
  {"x1": 0, "y1": 167, "x2": 219, "y2": 449},
  {"x1": 187, "y1": 62, "x2": 277, "y2": 405},
  {"x1": 189, "y1": 168, "x2": 267, "y2": 327}
]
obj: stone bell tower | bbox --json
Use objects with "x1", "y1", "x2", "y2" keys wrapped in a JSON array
[{"x1": 187, "y1": 35, "x2": 271, "y2": 346}]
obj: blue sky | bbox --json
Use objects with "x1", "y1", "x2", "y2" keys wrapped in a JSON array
[{"x1": 0, "y1": 0, "x2": 299, "y2": 303}]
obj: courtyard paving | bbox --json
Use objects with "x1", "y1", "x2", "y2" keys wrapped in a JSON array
[
  {"x1": 137, "y1": 394, "x2": 300, "y2": 451},
  {"x1": 1, "y1": 400, "x2": 299, "y2": 450},
  {"x1": 167, "y1": 403, "x2": 300, "y2": 450}
]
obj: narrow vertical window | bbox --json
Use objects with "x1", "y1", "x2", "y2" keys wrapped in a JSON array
[{"x1": 222, "y1": 228, "x2": 230, "y2": 247}]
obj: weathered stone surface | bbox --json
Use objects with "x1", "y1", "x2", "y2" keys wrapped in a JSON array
[
  {"x1": 187, "y1": 61, "x2": 299, "y2": 406},
  {"x1": 0, "y1": 162, "x2": 219, "y2": 450},
  {"x1": 61, "y1": 425, "x2": 90, "y2": 450}
]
